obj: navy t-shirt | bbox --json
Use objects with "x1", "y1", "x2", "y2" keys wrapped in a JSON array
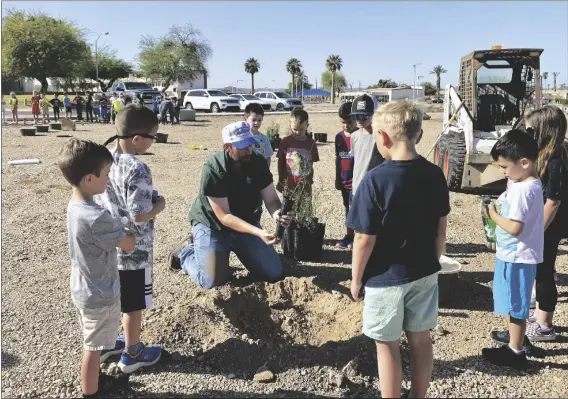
[{"x1": 346, "y1": 156, "x2": 450, "y2": 287}]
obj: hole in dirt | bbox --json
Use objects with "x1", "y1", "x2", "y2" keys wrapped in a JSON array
[{"x1": 214, "y1": 278, "x2": 362, "y2": 346}]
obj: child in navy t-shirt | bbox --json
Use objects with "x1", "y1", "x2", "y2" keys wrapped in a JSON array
[
  {"x1": 347, "y1": 100, "x2": 449, "y2": 399},
  {"x1": 335, "y1": 102, "x2": 357, "y2": 248}
]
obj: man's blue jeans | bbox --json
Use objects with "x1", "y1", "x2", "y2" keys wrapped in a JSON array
[{"x1": 180, "y1": 222, "x2": 284, "y2": 289}]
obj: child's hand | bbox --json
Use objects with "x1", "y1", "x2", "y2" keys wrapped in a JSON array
[
  {"x1": 351, "y1": 280, "x2": 364, "y2": 302},
  {"x1": 154, "y1": 196, "x2": 166, "y2": 213}
]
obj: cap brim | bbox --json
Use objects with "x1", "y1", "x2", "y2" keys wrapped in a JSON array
[{"x1": 232, "y1": 137, "x2": 257, "y2": 150}]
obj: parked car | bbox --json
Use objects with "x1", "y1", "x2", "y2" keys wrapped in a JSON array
[
  {"x1": 104, "y1": 82, "x2": 162, "y2": 107},
  {"x1": 183, "y1": 89, "x2": 240, "y2": 113},
  {"x1": 229, "y1": 94, "x2": 272, "y2": 111},
  {"x1": 253, "y1": 91, "x2": 303, "y2": 111},
  {"x1": 430, "y1": 98, "x2": 444, "y2": 104}
]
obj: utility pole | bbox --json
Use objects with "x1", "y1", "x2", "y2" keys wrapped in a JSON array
[
  {"x1": 95, "y1": 32, "x2": 110, "y2": 91},
  {"x1": 413, "y1": 62, "x2": 422, "y2": 101}
]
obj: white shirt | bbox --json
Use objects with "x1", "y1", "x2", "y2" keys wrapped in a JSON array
[{"x1": 495, "y1": 178, "x2": 544, "y2": 264}]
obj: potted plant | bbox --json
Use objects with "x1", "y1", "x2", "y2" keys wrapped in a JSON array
[
  {"x1": 265, "y1": 121, "x2": 281, "y2": 151},
  {"x1": 278, "y1": 152, "x2": 325, "y2": 262}
]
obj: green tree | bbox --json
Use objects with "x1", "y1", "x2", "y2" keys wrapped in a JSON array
[
  {"x1": 286, "y1": 58, "x2": 302, "y2": 95},
  {"x1": 138, "y1": 24, "x2": 212, "y2": 91},
  {"x1": 321, "y1": 71, "x2": 346, "y2": 93},
  {"x1": 75, "y1": 47, "x2": 132, "y2": 92},
  {"x1": 289, "y1": 70, "x2": 312, "y2": 94},
  {"x1": 421, "y1": 81, "x2": 437, "y2": 96},
  {"x1": 1, "y1": 9, "x2": 91, "y2": 92},
  {"x1": 326, "y1": 54, "x2": 343, "y2": 104},
  {"x1": 244, "y1": 57, "x2": 260, "y2": 94},
  {"x1": 542, "y1": 72, "x2": 548, "y2": 90},
  {"x1": 552, "y1": 72, "x2": 560, "y2": 91},
  {"x1": 430, "y1": 65, "x2": 447, "y2": 98},
  {"x1": 367, "y1": 79, "x2": 397, "y2": 89}
]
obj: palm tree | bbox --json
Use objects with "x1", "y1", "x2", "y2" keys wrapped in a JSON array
[
  {"x1": 326, "y1": 54, "x2": 343, "y2": 104},
  {"x1": 430, "y1": 65, "x2": 448, "y2": 99},
  {"x1": 294, "y1": 70, "x2": 309, "y2": 98},
  {"x1": 543, "y1": 72, "x2": 549, "y2": 91},
  {"x1": 286, "y1": 58, "x2": 302, "y2": 95},
  {"x1": 244, "y1": 58, "x2": 260, "y2": 94},
  {"x1": 551, "y1": 72, "x2": 560, "y2": 91}
]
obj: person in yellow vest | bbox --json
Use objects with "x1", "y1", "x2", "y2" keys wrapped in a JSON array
[
  {"x1": 39, "y1": 93, "x2": 53, "y2": 123},
  {"x1": 112, "y1": 93, "x2": 126, "y2": 124}
]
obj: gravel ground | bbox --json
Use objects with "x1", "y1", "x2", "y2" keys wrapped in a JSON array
[{"x1": 1, "y1": 110, "x2": 567, "y2": 398}]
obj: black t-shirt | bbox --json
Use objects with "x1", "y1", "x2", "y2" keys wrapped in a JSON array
[
  {"x1": 368, "y1": 144, "x2": 385, "y2": 171},
  {"x1": 346, "y1": 156, "x2": 450, "y2": 287},
  {"x1": 542, "y1": 153, "x2": 568, "y2": 237},
  {"x1": 50, "y1": 98, "x2": 60, "y2": 109},
  {"x1": 74, "y1": 96, "x2": 84, "y2": 106},
  {"x1": 190, "y1": 150, "x2": 274, "y2": 231}
]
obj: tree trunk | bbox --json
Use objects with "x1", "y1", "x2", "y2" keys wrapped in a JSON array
[
  {"x1": 251, "y1": 73, "x2": 255, "y2": 94},
  {"x1": 203, "y1": 70, "x2": 208, "y2": 89},
  {"x1": 163, "y1": 78, "x2": 172, "y2": 92},
  {"x1": 436, "y1": 75, "x2": 441, "y2": 98},
  {"x1": 291, "y1": 74, "x2": 294, "y2": 95},
  {"x1": 100, "y1": 79, "x2": 115, "y2": 92},
  {"x1": 40, "y1": 76, "x2": 49, "y2": 93},
  {"x1": 331, "y1": 72, "x2": 335, "y2": 104}
]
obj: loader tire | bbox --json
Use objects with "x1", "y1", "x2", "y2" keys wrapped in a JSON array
[
  {"x1": 434, "y1": 134, "x2": 448, "y2": 169},
  {"x1": 442, "y1": 131, "x2": 466, "y2": 191}
]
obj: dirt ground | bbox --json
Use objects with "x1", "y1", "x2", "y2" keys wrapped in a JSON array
[{"x1": 1, "y1": 109, "x2": 567, "y2": 398}]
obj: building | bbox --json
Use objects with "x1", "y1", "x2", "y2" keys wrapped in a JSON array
[{"x1": 339, "y1": 87, "x2": 425, "y2": 103}]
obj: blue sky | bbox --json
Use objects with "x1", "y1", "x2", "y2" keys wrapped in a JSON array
[{"x1": 4, "y1": 1, "x2": 568, "y2": 90}]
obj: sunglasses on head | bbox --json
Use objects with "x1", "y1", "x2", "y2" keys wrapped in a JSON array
[{"x1": 353, "y1": 114, "x2": 371, "y2": 121}]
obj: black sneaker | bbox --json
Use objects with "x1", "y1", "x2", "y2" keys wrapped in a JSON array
[
  {"x1": 490, "y1": 330, "x2": 545, "y2": 358},
  {"x1": 481, "y1": 345, "x2": 529, "y2": 370},
  {"x1": 167, "y1": 234, "x2": 192, "y2": 271}
]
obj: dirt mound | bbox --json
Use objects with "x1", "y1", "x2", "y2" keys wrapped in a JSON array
[{"x1": 214, "y1": 277, "x2": 362, "y2": 346}]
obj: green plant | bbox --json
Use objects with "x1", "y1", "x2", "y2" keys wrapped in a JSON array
[
  {"x1": 265, "y1": 121, "x2": 280, "y2": 139},
  {"x1": 282, "y1": 152, "x2": 315, "y2": 227}
]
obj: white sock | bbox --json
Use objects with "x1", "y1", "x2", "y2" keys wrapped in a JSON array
[{"x1": 509, "y1": 343, "x2": 524, "y2": 354}]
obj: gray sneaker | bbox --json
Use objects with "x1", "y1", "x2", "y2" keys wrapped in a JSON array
[
  {"x1": 168, "y1": 234, "x2": 192, "y2": 271},
  {"x1": 526, "y1": 321, "x2": 557, "y2": 342}
]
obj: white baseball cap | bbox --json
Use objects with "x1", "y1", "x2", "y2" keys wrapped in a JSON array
[{"x1": 222, "y1": 121, "x2": 257, "y2": 150}]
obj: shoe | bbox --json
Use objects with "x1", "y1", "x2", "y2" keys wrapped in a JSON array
[
  {"x1": 526, "y1": 321, "x2": 557, "y2": 342},
  {"x1": 528, "y1": 311, "x2": 537, "y2": 324},
  {"x1": 100, "y1": 336, "x2": 126, "y2": 363},
  {"x1": 97, "y1": 373, "x2": 130, "y2": 394},
  {"x1": 490, "y1": 330, "x2": 545, "y2": 358},
  {"x1": 481, "y1": 345, "x2": 529, "y2": 370},
  {"x1": 167, "y1": 234, "x2": 193, "y2": 271},
  {"x1": 118, "y1": 344, "x2": 161, "y2": 374},
  {"x1": 336, "y1": 235, "x2": 354, "y2": 249}
]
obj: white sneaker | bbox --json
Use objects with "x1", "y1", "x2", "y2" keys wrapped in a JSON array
[{"x1": 530, "y1": 288, "x2": 536, "y2": 309}]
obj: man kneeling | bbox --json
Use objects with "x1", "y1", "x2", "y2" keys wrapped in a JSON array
[{"x1": 168, "y1": 121, "x2": 292, "y2": 288}]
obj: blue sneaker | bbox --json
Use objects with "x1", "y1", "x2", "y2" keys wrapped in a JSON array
[
  {"x1": 118, "y1": 344, "x2": 161, "y2": 373},
  {"x1": 100, "y1": 336, "x2": 126, "y2": 363}
]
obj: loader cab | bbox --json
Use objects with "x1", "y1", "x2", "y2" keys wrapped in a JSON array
[{"x1": 459, "y1": 48, "x2": 543, "y2": 132}]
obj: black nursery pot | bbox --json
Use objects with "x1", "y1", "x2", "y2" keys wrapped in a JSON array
[
  {"x1": 270, "y1": 136, "x2": 281, "y2": 151},
  {"x1": 281, "y1": 218, "x2": 326, "y2": 262}
]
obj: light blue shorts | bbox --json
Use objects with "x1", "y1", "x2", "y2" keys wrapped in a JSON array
[
  {"x1": 493, "y1": 259, "x2": 536, "y2": 320},
  {"x1": 362, "y1": 273, "x2": 439, "y2": 342}
]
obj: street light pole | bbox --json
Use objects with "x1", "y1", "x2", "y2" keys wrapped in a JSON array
[
  {"x1": 272, "y1": 80, "x2": 275, "y2": 91},
  {"x1": 95, "y1": 32, "x2": 109, "y2": 91},
  {"x1": 236, "y1": 80, "x2": 243, "y2": 93},
  {"x1": 412, "y1": 62, "x2": 422, "y2": 101}
]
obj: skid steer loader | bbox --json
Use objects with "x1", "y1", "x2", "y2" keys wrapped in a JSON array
[{"x1": 432, "y1": 46, "x2": 543, "y2": 193}]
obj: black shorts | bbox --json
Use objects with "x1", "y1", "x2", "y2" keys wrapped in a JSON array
[{"x1": 119, "y1": 268, "x2": 153, "y2": 313}]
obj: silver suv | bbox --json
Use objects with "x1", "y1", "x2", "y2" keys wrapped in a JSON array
[{"x1": 253, "y1": 91, "x2": 303, "y2": 111}]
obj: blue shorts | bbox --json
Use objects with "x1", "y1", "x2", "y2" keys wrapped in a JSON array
[{"x1": 493, "y1": 259, "x2": 536, "y2": 320}]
